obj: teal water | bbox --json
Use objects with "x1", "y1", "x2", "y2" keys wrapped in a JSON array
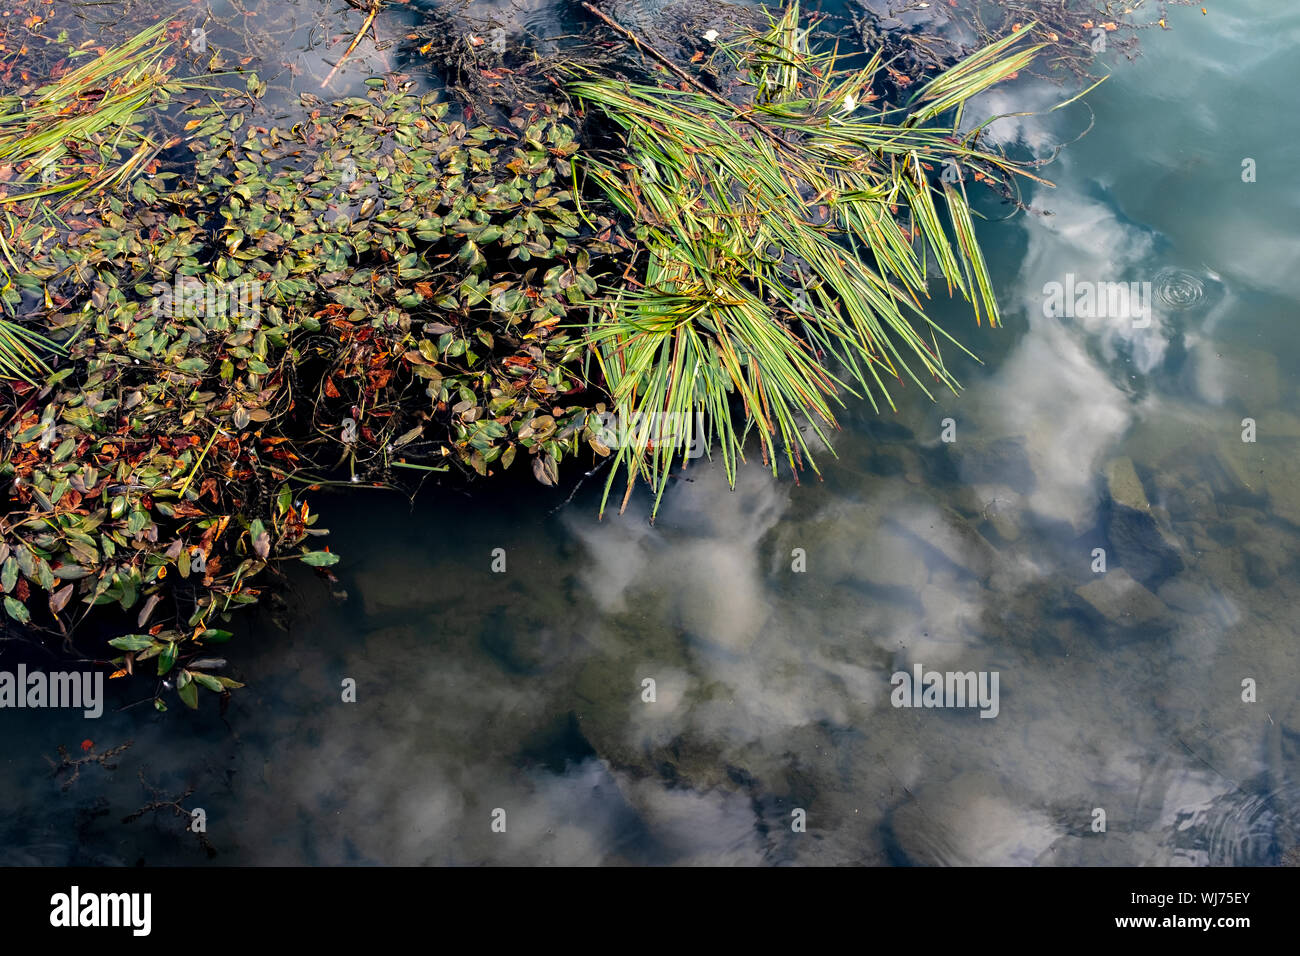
[{"x1": 2, "y1": 0, "x2": 1298, "y2": 865}]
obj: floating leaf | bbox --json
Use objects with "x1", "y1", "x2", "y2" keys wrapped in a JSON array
[
  {"x1": 108, "y1": 634, "x2": 155, "y2": 651},
  {"x1": 4, "y1": 596, "x2": 30, "y2": 623},
  {"x1": 298, "y1": 550, "x2": 340, "y2": 567},
  {"x1": 177, "y1": 678, "x2": 199, "y2": 709},
  {"x1": 158, "y1": 641, "x2": 177, "y2": 676}
]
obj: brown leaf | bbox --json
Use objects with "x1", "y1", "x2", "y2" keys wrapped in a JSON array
[
  {"x1": 137, "y1": 593, "x2": 161, "y2": 628},
  {"x1": 49, "y1": 584, "x2": 74, "y2": 614},
  {"x1": 531, "y1": 453, "x2": 558, "y2": 487}
]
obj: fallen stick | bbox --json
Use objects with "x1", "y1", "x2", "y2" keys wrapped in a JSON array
[{"x1": 321, "y1": 0, "x2": 383, "y2": 90}]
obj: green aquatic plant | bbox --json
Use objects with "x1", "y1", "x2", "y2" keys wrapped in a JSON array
[
  {"x1": 0, "y1": 20, "x2": 183, "y2": 209},
  {"x1": 1, "y1": 76, "x2": 617, "y2": 710},
  {"x1": 0, "y1": 2, "x2": 1100, "y2": 707},
  {"x1": 572, "y1": 3, "x2": 1049, "y2": 516},
  {"x1": 0, "y1": 20, "x2": 205, "y2": 380}
]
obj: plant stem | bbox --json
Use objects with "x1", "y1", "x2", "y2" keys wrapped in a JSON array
[{"x1": 321, "y1": 1, "x2": 383, "y2": 90}]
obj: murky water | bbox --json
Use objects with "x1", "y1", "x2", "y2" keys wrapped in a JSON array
[{"x1": 3, "y1": 0, "x2": 1299, "y2": 865}]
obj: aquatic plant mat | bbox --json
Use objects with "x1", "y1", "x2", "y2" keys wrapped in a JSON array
[{"x1": 0, "y1": 0, "x2": 1152, "y2": 709}]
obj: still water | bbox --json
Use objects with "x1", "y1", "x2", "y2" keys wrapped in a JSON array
[{"x1": 2, "y1": 0, "x2": 1298, "y2": 865}]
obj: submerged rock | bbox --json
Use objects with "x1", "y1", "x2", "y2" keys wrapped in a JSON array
[
  {"x1": 1104, "y1": 457, "x2": 1184, "y2": 585},
  {"x1": 1105, "y1": 457, "x2": 1149, "y2": 512},
  {"x1": 1217, "y1": 516, "x2": 1298, "y2": 589},
  {"x1": 1156, "y1": 575, "x2": 1222, "y2": 618},
  {"x1": 981, "y1": 489, "x2": 1025, "y2": 544},
  {"x1": 1121, "y1": 415, "x2": 1202, "y2": 472},
  {"x1": 885, "y1": 771, "x2": 1061, "y2": 866},
  {"x1": 890, "y1": 504, "x2": 1001, "y2": 584},
  {"x1": 947, "y1": 436, "x2": 1036, "y2": 492},
  {"x1": 951, "y1": 482, "x2": 1027, "y2": 543},
  {"x1": 1214, "y1": 426, "x2": 1300, "y2": 528},
  {"x1": 1074, "y1": 569, "x2": 1170, "y2": 629},
  {"x1": 1261, "y1": 458, "x2": 1300, "y2": 529},
  {"x1": 1108, "y1": 505, "x2": 1185, "y2": 585},
  {"x1": 869, "y1": 443, "x2": 926, "y2": 485},
  {"x1": 1151, "y1": 468, "x2": 1216, "y2": 524},
  {"x1": 1213, "y1": 432, "x2": 1266, "y2": 495}
]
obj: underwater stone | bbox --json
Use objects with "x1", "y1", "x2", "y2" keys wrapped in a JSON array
[
  {"x1": 1151, "y1": 468, "x2": 1216, "y2": 523},
  {"x1": 1108, "y1": 504, "x2": 1185, "y2": 586},
  {"x1": 947, "y1": 436, "x2": 1036, "y2": 493},
  {"x1": 886, "y1": 771, "x2": 1061, "y2": 866},
  {"x1": 1261, "y1": 458, "x2": 1300, "y2": 528},
  {"x1": 1105, "y1": 455, "x2": 1184, "y2": 585},
  {"x1": 953, "y1": 483, "x2": 1024, "y2": 543},
  {"x1": 890, "y1": 505, "x2": 1000, "y2": 584},
  {"x1": 1213, "y1": 433, "x2": 1266, "y2": 495},
  {"x1": 1074, "y1": 568, "x2": 1169, "y2": 628},
  {"x1": 1105, "y1": 457, "x2": 1149, "y2": 513},
  {"x1": 1217, "y1": 436, "x2": 1300, "y2": 527},
  {"x1": 985, "y1": 497, "x2": 1024, "y2": 544}
]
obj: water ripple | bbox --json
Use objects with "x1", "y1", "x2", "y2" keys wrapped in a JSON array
[
  {"x1": 1154, "y1": 267, "x2": 1207, "y2": 311},
  {"x1": 1171, "y1": 785, "x2": 1299, "y2": 865}
]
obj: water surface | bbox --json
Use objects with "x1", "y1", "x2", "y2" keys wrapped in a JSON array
[{"x1": 3, "y1": 0, "x2": 1298, "y2": 866}]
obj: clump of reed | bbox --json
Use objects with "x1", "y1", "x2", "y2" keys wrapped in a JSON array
[{"x1": 571, "y1": 3, "x2": 1051, "y2": 516}]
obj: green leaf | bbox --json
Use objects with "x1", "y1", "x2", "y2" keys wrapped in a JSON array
[
  {"x1": 190, "y1": 671, "x2": 223, "y2": 692},
  {"x1": 158, "y1": 641, "x2": 177, "y2": 676},
  {"x1": 299, "y1": 550, "x2": 340, "y2": 567},
  {"x1": 108, "y1": 634, "x2": 155, "y2": 651},
  {"x1": 4, "y1": 596, "x2": 30, "y2": 624}
]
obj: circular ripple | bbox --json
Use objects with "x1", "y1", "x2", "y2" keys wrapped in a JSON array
[
  {"x1": 1154, "y1": 267, "x2": 1206, "y2": 311},
  {"x1": 1204, "y1": 787, "x2": 1297, "y2": 866},
  {"x1": 1171, "y1": 784, "x2": 1300, "y2": 866}
]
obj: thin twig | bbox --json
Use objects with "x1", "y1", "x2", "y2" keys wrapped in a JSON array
[{"x1": 321, "y1": 0, "x2": 383, "y2": 90}]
